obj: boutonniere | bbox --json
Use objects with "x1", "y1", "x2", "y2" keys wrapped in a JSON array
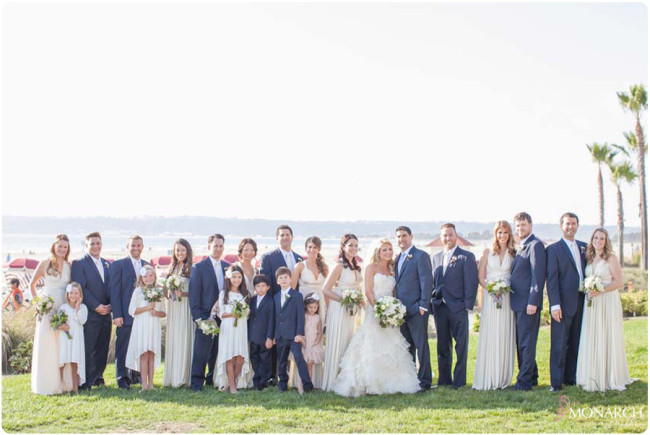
[
  {"x1": 103, "y1": 262, "x2": 110, "y2": 269},
  {"x1": 406, "y1": 254, "x2": 413, "y2": 261},
  {"x1": 450, "y1": 256, "x2": 458, "y2": 265},
  {"x1": 518, "y1": 244, "x2": 526, "y2": 253},
  {"x1": 580, "y1": 246, "x2": 586, "y2": 255},
  {"x1": 284, "y1": 293, "x2": 291, "y2": 300},
  {"x1": 296, "y1": 257, "x2": 303, "y2": 263}
]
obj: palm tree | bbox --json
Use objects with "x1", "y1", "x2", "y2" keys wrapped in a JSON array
[
  {"x1": 586, "y1": 142, "x2": 618, "y2": 227},
  {"x1": 617, "y1": 84, "x2": 648, "y2": 270},
  {"x1": 608, "y1": 160, "x2": 638, "y2": 266}
]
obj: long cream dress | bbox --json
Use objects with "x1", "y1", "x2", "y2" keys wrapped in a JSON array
[
  {"x1": 163, "y1": 270, "x2": 194, "y2": 387},
  {"x1": 472, "y1": 252, "x2": 516, "y2": 390},
  {"x1": 576, "y1": 259, "x2": 633, "y2": 392}
]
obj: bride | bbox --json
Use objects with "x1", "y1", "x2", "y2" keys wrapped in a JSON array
[{"x1": 332, "y1": 239, "x2": 421, "y2": 396}]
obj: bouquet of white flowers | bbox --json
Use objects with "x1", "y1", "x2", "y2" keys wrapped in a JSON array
[
  {"x1": 581, "y1": 275, "x2": 605, "y2": 307},
  {"x1": 197, "y1": 318, "x2": 220, "y2": 336},
  {"x1": 340, "y1": 289, "x2": 364, "y2": 316},
  {"x1": 486, "y1": 278, "x2": 512, "y2": 309},
  {"x1": 374, "y1": 296, "x2": 407, "y2": 328},
  {"x1": 142, "y1": 285, "x2": 164, "y2": 303},
  {"x1": 163, "y1": 274, "x2": 185, "y2": 302},
  {"x1": 33, "y1": 295, "x2": 55, "y2": 321},
  {"x1": 230, "y1": 299, "x2": 250, "y2": 327},
  {"x1": 50, "y1": 311, "x2": 71, "y2": 339}
]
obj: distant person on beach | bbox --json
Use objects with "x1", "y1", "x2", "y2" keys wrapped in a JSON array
[
  {"x1": 2, "y1": 278, "x2": 24, "y2": 311},
  {"x1": 71, "y1": 232, "x2": 112, "y2": 390}
]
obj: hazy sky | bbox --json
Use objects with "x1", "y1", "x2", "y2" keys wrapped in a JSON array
[{"x1": 2, "y1": 2, "x2": 647, "y2": 225}]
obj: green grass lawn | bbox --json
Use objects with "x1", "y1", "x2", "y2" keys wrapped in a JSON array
[{"x1": 2, "y1": 318, "x2": 647, "y2": 433}]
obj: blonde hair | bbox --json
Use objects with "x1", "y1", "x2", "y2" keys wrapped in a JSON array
[
  {"x1": 491, "y1": 221, "x2": 517, "y2": 257},
  {"x1": 47, "y1": 234, "x2": 70, "y2": 277},
  {"x1": 135, "y1": 265, "x2": 157, "y2": 288},
  {"x1": 370, "y1": 238, "x2": 396, "y2": 273},
  {"x1": 65, "y1": 281, "x2": 84, "y2": 304},
  {"x1": 587, "y1": 228, "x2": 613, "y2": 263}
]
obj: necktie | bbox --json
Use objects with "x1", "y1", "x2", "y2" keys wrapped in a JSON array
[
  {"x1": 257, "y1": 297, "x2": 262, "y2": 309},
  {"x1": 133, "y1": 259, "x2": 141, "y2": 276},
  {"x1": 443, "y1": 251, "x2": 451, "y2": 275},
  {"x1": 95, "y1": 258, "x2": 104, "y2": 282},
  {"x1": 569, "y1": 242, "x2": 583, "y2": 283},
  {"x1": 285, "y1": 253, "x2": 293, "y2": 271},
  {"x1": 215, "y1": 262, "x2": 224, "y2": 290},
  {"x1": 398, "y1": 253, "x2": 405, "y2": 275}
]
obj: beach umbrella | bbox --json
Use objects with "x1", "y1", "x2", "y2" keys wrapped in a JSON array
[
  {"x1": 150, "y1": 256, "x2": 172, "y2": 267},
  {"x1": 222, "y1": 254, "x2": 238, "y2": 265},
  {"x1": 193, "y1": 255, "x2": 208, "y2": 263},
  {"x1": 426, "y1": 236, "x2": 474, "y2": 248},
  {"x1": 6, "y1": 258, "x2": 39, "y2": 270}
]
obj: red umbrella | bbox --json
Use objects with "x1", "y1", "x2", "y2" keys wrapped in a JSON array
[
  {"x1": 7, "y1": 258, "x2": 39, "y2": 269},
  {"x1": 150, "y1": 256, "x2": 172, "y2": 267},
  {"x1": 193, "y1": 255, "x2": 208, "y2": 263},
  {"x1": 222, "y1": 254, "x2": 238, "y2": 265}
]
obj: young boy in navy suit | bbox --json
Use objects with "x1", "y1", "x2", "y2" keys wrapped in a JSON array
[
  {"x1": 274, "y1": 267, "x2": 313, "y2": 393},
  {"x1": 248, "y1": 275, "x2": 275, "y2": 390}
]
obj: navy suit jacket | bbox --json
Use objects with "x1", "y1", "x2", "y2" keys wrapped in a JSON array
[
  {"x1": 431, "y1": 247, "x2": 479, "y2": 315},
  {"x1": 109, "y1": 256, "x2": 149, "y2": 326},
  {"x1": 274, "y1": 288, "x2": 305, "y2": 340},
  {"x1": 510, "y1": 234, "x2": 547, "y2": 312},
  {"x1": 546, "y1": 239, "x2": 587, "y2": 317},
  {"x1": 71, "y1": 254, "x2": 111, "y2": 320},
  {"x1": 248, "y1": 294, "x2": 275, "y2": 345},
  {"x1": 394, "y1": 246, "x2": 433, "y2": 316},
  {"x1": 189, "y1": 257, "x2": 228, "y2": 322},
  {"x1": 260, "y1": 249, "x2": 303, "y2": 296}
]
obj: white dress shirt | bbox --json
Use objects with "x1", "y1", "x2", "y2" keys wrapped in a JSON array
[
  {"x1": 210, "y1": 256, "x2": 224, "y2": 290},
  {"x1": 442, "y1": 245, "x2": 458, "y2": 276},
  {"x1": 551, "y1": 238, "x2": 584, "y2": 313},
  {"x1": 90, "y1": 255, "x2": 105, "y2": 282},
  {"x1": 281, "y1": 249, "x2": 296, "y2": 272},
  {"x1": 256, "y1": 294, "x2": 265, "y2": 309},
  {"x1": 129, "y1": 255, "x2": 142, "y2": 276},
  {"x1": 280, "y1": 288, "x2": 291, "y2": 308},
  {"x1": 397, "y1": 245, "x2": 414, "y2": 275}
]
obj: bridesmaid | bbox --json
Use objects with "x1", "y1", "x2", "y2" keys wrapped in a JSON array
[
  {"x1": 30, "y1": 234, "x2": 71, "y2": 395},
  {"x1": 576, "y1": 228, "x2": 633, "y2": 392},
  {"x1": 234, "y1": 238, "x2": 258, "y2": 297},
  {"x1": 163, "y1": 238, "x2": 194, "y2": 388},
  {"x1": 321, "y1": 234, "x2": 363, "y2": 391},
  {"x1": 473, "y1": 221, "x2": 516, "y2": 390},
  {"x1": 290, "y1": 236, "x2": 328, "y2": 389}
]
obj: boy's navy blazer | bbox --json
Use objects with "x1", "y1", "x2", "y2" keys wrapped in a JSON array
[
  {"x1": 260, "y1": 249, "x2": 303, "y2": 295},
  {"x1": 71, "y1": 254, "x2": 111, "y2": 318},
  {"x1": 274, "y1": 288, "x2": 305, "y2": 340},
  {"x1": 510, "y1": 234, "x2": 547, "y2": 312},
  {"x1": 546, "y1": 239, "x2": 587, "y2": 317},
  {"x1": 248, "y1": 294, "x2": 275, "y2": 345},
  {"x1": 189, "y1": 257, "x2": 229, "y2": 322},
  {"x1": 108, "y1": 256, "x2": 149, "y2": 326},
  {"x1": 431, "y1": 247, "x2": 479, "y2": 314}
]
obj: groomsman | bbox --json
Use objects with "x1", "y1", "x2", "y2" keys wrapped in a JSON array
[
  {"x1": 71, "y1": 232, "x2": 111, "y2": 390},
  {"x1": 260, "y1": 224, "x2": 303, "y2": 386},
  {"x1": 109, "y1": 235, "x2": 148, "y2": 390},
  {"x1": 260, "y1": 225, "x2": 303, "y2": 296},
  {"x1": 546, "y1": 212, "x2": 586, "y2": 392},
  {"x1": 510, "y1": 212, "x2": 547, "y2": 391},
  {"x1": 394, "y1": 226, "x2": 433, "y2": 391},
  {"x1": 189, "y1": 234, "x2": 228, "y2": 392},
  {"x1": 431, "y1": 223, "x2": 478, "y2": 389}
]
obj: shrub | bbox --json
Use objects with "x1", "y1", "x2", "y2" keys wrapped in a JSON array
[
  {"x1": 620, "y1": 290, "x2": 648, "y2": 317},
  {"x1": 9, "y1": 341, "x2": 32, "y2": 374},
  {"x1": 2, "y1": 307, "x2": 36, "y2": 374}
]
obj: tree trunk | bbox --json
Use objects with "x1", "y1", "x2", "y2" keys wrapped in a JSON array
[
  {"x1": 635, "y1": 119, "x2": 647, "y2": 270},
  {"x1": 617, "y1": 185, "x2": 624, "y2": 267},
  {"x1": 598, "y1": 165, "x2": 604, "y2": 228}
]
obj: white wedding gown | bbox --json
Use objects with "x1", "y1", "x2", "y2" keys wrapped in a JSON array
[{"x1": 331, "y1": 273, "x2": 421, "y2": 397}]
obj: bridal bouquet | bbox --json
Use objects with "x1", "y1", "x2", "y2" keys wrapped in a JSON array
[
  {"x1": 486, "y1": 278, "x2": 511, "y2": 309},
  {"x1": 33, "y1": 295, "x2": 55, "y2": 321},
  {"x1": 50, "y1": 311, "x2": 71, "y2": 339},
  {"x1": 142, "y1": 285, "x2": 164, "y2": 303},
  {"x1": 230, "y1": 300, "x2": 250, "y2": 327},
  {"x1": 374, "y1": 296, "x2": 407, "y2": 328},
  {"x1": 163, "y1": 274, "x2": 185, "y2": 302},
  {"x1": 340, "y1": 289, "x2": 364, "y2": 316},
  {"x1": 581, "y1": 275, "x2": 605, "y2": 307},
  {"x1": 197, "y1": 318, "x2": 220, "y2": 336}
]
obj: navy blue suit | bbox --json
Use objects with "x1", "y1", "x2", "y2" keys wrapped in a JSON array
[
  {"x1": 546, "y1": 238, "x2": 587, "y2": 388},
  {"x1": 248, "y1": 294, "x2": 275, "y2": 389},
  {"x1": 188, "y1": 257, "x2": 228, "y2": 390},
  {"x1": 71, "y1": 254, "x2": 112, "y2": 388},
  {"x1": 274, "y1": 288, "x2": 313, "y2": 392},
  {"x1": 260, "y1": 249, "x2": 303, "y2": 296},
  {"x1": 108, "y1": 256, "x2": 149, "y2": 387},
  {"x1": 431, "y1": 247, "x2": 478, "y2": 387},
  {"x1": 510, "y1": 234, "x2": 546, "y2": 390},
  {"x1": 395, "y1": 246, "x2": 433, "y2": 389}
]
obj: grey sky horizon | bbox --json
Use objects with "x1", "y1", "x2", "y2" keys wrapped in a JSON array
[{"x1": 2, "y1": 2, "x2": 647, "y2": 227}]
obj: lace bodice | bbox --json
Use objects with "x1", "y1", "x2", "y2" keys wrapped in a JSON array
[
  {"x1": 372, "y1": 273, "x2": 396, "y2": 299},
  {"x1": 486, "y1": 252, "x2": 512, "y2": 283},
  {"x1": 585, "y1": 259, "x2": 613, "y2": 286}
]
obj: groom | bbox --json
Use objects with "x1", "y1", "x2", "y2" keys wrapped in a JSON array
[
  {"x1": 395, "y1": 226, "x2": 433, "y2": 391},
  {"x1": 431, "y1": 223, "x2": 478, "y2": 389},
  {"x1": 546, "y1": 212, "x2": 586, "y2": 392}
]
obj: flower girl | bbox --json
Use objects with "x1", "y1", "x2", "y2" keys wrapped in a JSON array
[
  {"x1": 295, "y1": 293, "x2": 324, "y2": 393},
  {"x1": 126, "y1": 265, "x2": 166, "y2": 391},
  {"x1": 57, "y1": 282, "x2": 88, "y2": 393}
]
